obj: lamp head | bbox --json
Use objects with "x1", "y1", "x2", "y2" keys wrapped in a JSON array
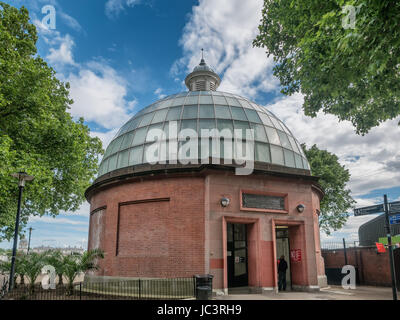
[
  {"x1": 11, "y1": 171, "x2": 34, "y2": 187},
  {"x1": 220, "y1": 197, "x2": 230, "y2": 207},
  {"x1": 296, "y1": 204, "x2": 305, "y2": 213}
]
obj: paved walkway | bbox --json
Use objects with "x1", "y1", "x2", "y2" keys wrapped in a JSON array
[{"x1": 214, "y1": 286, "x2": 397, "y2": 300}]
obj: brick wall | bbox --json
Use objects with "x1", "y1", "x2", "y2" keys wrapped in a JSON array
[
  {"x1": 322, "y1": 247, "x2": 399, "y2": 286},
  {"x1": 87, "y1": 170, "x2": 325, "y2": 290},
  {"x1": 88, "y1": 176, "x2": 206, "y2": 278}
]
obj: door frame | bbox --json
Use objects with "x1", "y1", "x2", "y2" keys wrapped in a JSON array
[
  {"x1": 271, "y1": 219, "x2": 307, "y2": 290},
  {"x1": 222, "y1": 216, "x2": 260, "y2": 291},
  {"x1": 227, "y1": 223, "x2": 249, "y2": 287},
  {"x1": 275, "y1": 226, "x2": 293, "y2": 290}
]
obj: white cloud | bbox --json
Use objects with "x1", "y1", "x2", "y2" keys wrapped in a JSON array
[
  {"x1": 37, "y1": 27, "x2": 136, "y2": 147},
  {"x1": 29, "y1": 216, "x2": 87, "y2": 226},
  {"x1": 67, "y1": 62, "x2": 136, "y2": 130},
  {"x1": 46, "y1": 34, "x2": 77, "y2": 67},
  {"x1": 105, "y1": 0, "x2": 141, "y2": 19},
  {"x1": 59, "y1": 11, "x2": 82, "y2": 32},
  {"x1": 172, "y1": 0, "x2": 277, "y2": 99},
  {"x1": 154, "y1": 88, "x2": 166, "y2": 99},
  {"x1": 65, "y1": 201, "x2": 91, "y2": 217},
  {"x1": 35, "y1": 9, "x2": 136, "y2": 133}
]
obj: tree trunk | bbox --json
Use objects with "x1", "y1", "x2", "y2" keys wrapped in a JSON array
[
  {"x1": 67, "y1": 281, "x2": 74, "y2": 295},
  {"x1": 58, "y1": 274, "x2": 63, "y2": 286}
]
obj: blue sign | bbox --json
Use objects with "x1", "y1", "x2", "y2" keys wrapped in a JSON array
[{"x1": 389, "y1": 214, "x2": 400, "y2": 225}]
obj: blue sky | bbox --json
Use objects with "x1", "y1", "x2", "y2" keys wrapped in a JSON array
[{"x1": 1, "y1": 0, "x2": 400, "y2": 249}]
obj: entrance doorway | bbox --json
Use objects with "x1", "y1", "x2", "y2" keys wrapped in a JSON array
[
  {"x1": 275, "y1": 226, "x2": 292, "y2": 290},
  {"x1": 227, "y1": 223, "x2": 248, "y2": 288}
]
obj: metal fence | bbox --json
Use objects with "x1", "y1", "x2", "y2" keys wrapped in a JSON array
[
  {"x1": 321, "y1": 240, "x2": 362, "y2": 251},
  {"x1": 1, "y1": 277, "x2": 196, "y2": 300}
]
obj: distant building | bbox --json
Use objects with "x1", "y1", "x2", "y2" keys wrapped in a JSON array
[
  {"x1": 359, "y1": 214, "x2": 400, "y2": 246},
  {"x1": 30, "y1": 246, "x2": 85, "y2": 255},
  {"x1": 18, "y1": 239, "x2": 28, "y2": 253}
]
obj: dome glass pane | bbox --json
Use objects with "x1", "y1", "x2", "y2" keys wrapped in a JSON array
[
  {"x1": 255, "y1": 142, "x2": 271, "y2": 163},
  {"x1": 171, "y1": 97, "x2": 186, "y2": 106},
  {"x1": 129, "y1": 146, "x2": 143, "y2": 165},
  {"x1": 185, "y1": 95, "x2": 199, "y2": 105},
  {"x1": 199, "y1": 104, "x2": 215, "y2": 118},
  {"x1": 215, "y1": 105, "x2": 231, "y2": 119},
  {"x1": 270, "y1": 145, "x2": 284, "y2": 165},
  {"x1": 251, "y1": 124, "x2": 267, "y2": 142},
  {"x1": 213, "y1": 95, "x2": 227, "y2": 105},
  {"x1": 166, "y1": 106, "x2": 182, "y2": 120},
  {"x1": 277, "y1": 131, "x2": 292, "y2": 150},
  {"x1": 265, "y1": 127, "x2": 281, "y2": 146},
  {"x1": 226, "y1": 97, "x2": 241, "y2": 107},
  {"x1": 217, "y1": 119, "x2": 234, "y2": 135},
  {"x1": 199, "y1": 95, "x2": 213, "y2": 104},
  {"x1": 120, "y1": 132, "x2": 134, "y2": 150},
  {"x1": 132, "y1": 127, "x2": 148, "y2": 146},
  {"x1": 231, "y1": 107, "x2": 248, "y2": 121},
  {"x1": 151, "y1": 109, "x2": 168, "y2": 124},
  {"x1": 138, "y1": 112, "x2": 154, "y2": 127},
  {"x1": 180, "y1": 120, "x2": 198, "y2": 136},
  {"x1": 244, "y1": 109, "x2": 262, "y2": 124},
  {"x1": 284, "y1": 149, "x2": 296, "y2": 168},
  {"x1": 182, "y1": 105, "x2": 198, "y2": 119}
]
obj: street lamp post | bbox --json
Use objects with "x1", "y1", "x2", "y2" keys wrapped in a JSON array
[
  {"x1": 27, "y1": 227, "x2": 34, "y2": 253},
  {"x1": 9, "y1": 172, "x2": 34, "y2": 290}
]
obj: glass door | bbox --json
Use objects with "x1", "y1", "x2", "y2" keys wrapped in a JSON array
[{"x1": 227, "y1": 223, "x2": 248, "y2": 287}]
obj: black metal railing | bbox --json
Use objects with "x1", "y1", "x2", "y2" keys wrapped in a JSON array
[{"x1": 1, "y1": 277, "x2": 196, "y2": 300}]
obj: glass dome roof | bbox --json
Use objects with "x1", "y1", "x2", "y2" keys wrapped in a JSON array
[{"x1": 97, "y1": 91, "x2": 310, "y2": 178}]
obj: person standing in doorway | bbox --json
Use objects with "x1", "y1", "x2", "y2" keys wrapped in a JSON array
[{"x1": 278, "y1": 255, "x2": 288, "y2": 291}]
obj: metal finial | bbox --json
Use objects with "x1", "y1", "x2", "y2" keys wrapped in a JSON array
[{"x1": 200, "y1": 48, "x2": 206, "y2": 65}]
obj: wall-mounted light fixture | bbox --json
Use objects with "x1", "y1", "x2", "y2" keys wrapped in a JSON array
[
  {"x1": 221, "y1": 197, "x2": 230, "y2": 207},
  {"x1": 296, "y1": 204, "x2": 305, "y2": 213}
]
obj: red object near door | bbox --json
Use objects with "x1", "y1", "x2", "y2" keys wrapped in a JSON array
[{"x1": 290, "y1": 249, "x2": 302, "y2": 262}]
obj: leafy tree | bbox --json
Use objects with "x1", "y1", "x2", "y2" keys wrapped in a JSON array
[
  {"x1": 254, "y1": 1, "x2": 400, "y2": 134},
  {"x1": 0, "y1": 3, "x2": 103, "y2": 240},
  {"x1": 17, "y1": 252, "x2": 46, "y2": 293},
  {"x1": 0, "y1": 248, "x2": 11, "y2": 255},
  {"x1": 303, "y1": 144, "x2": 355, "y2": 234},
  {"x1": 62, "y1": 249, "x2": 104, "y2": 294}
]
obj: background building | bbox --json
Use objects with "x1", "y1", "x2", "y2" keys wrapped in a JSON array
[
  {"x1": 359, "y1": 215, "x2": 400, "y2": 246},
  {"x1": 85, "y1": 58, "x2": 327, "y2": 294}
]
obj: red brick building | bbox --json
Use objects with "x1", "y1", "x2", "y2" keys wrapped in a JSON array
[{"x1": 85, "y1": 58, "x2": 327, "y2": 294}]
